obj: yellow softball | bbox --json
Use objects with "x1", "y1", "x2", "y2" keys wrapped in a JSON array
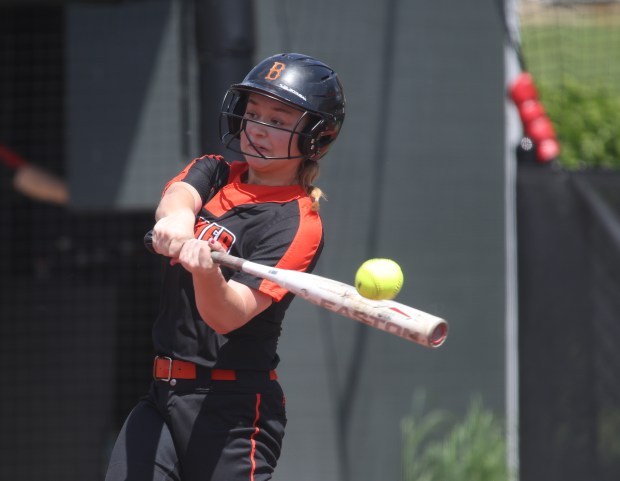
[{"x1": 355, "y1": 258, "x2": 404, "y2": 300}]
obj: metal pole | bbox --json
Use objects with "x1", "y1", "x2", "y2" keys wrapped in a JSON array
[{"x1": 193, "y1": 0, "x2": 255, "y2": 156}]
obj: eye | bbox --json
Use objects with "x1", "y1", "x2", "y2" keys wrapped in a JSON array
[{"x1": 244, "y1": 110, "x2": 257, "y2": 119}]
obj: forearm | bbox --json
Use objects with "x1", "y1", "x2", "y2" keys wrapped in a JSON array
[
  {"x1": 152, "y1": 183, "x2": 202, "y2": 257},
  {"x1": 155, "y1": 182, "x2": 201, "y2": 221},
  {"x1": 175, "y1": 239, "x2": 271, "y2": 333},
  {"x1": 193, "y1": 273, "x2": 253, "y2": 334}
]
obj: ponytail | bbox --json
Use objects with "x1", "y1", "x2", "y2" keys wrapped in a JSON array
[{"x1": 297, "y1": 159, "x2": 325, "y2": 212}]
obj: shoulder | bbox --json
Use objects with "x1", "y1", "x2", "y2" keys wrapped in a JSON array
[
  {"x1": 263, "y1": 193, "x2": 322, "y2": 232},
  {"x1": 164, "y1": 155, "x2": 231, "y2": 201},
  {"x1": 164, "y1": 154, "x2": 225, "y2": 185},
  {"x1": 189, "y1": 154, "x2": 229, "y2": 178},
  {"x1": 260, "y1": 197, "x2": 323, "y2": 269}
]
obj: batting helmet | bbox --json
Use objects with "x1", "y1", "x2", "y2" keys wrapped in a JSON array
[{"x1": 219, "y1": 53, "x2": 346, "y2": 161}]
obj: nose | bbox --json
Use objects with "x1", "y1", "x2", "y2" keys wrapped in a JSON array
[{"x1": 245, "y1": 119, "x2": 267, "y2": 137}]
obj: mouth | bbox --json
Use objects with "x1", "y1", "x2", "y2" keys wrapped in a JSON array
[
  {"x1": 253, "y1": 144, "x2": 269, "y2": 154},
  {"x1": 245, "y1": 138, "x2": 270, "y2": 157}
]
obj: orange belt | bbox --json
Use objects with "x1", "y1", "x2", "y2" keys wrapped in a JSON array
[{"x1": 153, "y1": 356, "x2": 277, "y2": 382}]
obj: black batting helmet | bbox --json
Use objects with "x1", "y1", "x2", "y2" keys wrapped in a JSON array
[{"x1": 219, "y1": 53, "x2": 346, "y2": 161}]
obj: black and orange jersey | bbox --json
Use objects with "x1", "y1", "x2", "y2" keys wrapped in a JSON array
[{"x1": 152, "y1": 155, "x2": 324, "y2": 370}]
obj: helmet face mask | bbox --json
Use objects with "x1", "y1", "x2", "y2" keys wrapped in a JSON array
[
  {"x1": 219, "y1": 53, "x2": 345, "y2": 161},
  {"x1": 220, "y1": 90, "x2": 317, "y2": 160},
  {"x1": 241, "y1": 109, "x2": 312, "y2": 161}
]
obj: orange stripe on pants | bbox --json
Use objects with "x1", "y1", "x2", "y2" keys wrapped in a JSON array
[{"x1": 249, "y1": 393, "x2": 262, "y2": 481}]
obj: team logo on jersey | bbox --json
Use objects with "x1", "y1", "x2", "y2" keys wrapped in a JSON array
[
  {"x1": 265, "y1": 61, "x2": 286, "y2": 81},
  {"x1": 194, "y1": 217, "x2": 236, "y2": 252}
]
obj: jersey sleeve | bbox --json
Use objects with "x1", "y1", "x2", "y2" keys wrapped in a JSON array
[
  {"x1": 232, "y1": 198, "x2": 324, "y2": 302},
  {"x1": 162, "y1": 155, "x2": 229, "y2": 205}
]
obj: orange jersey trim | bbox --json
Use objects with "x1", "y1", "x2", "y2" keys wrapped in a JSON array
[
  {"x1": 258, "y1": 198, "x2": 323, "y2": 301},
  {"x1": 206, "y1": 183, "x2": 307, "y2": 217}
]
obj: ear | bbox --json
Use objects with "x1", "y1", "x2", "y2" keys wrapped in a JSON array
[
  {"x1": 298, "y1": 117, "x2": 322, "y2": 160},
  {"x1": 300, "y1": 118, "x2": 341, "y2": 160},
  {"x1": 224, "y1": 90, "x2": 248, "y2": 136}
]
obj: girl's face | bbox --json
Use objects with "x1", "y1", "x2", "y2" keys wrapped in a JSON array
[{"x1": 240, "y1": 93, "x2": 307, "y2": 161}]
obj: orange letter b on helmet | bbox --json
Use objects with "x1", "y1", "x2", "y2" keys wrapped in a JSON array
[{"x1": 265, "y1": 62, "x2": 286, "y2": 81}]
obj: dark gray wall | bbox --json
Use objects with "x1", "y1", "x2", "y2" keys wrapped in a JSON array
[
  {"x1": 251, "y1": 1, "x2": 507, "y2": 480},
  {"x1": 67, "y1": 0, "x2": 199, "y2": 210}
]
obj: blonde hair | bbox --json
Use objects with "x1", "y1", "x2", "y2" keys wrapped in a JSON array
[{"x1": 298, "y1": 159, "x2": 325, "y2": 212}]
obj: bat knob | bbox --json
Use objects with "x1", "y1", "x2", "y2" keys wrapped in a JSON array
[{"x1": 144, "y1": 230, "x2": 155, "y2": 254}]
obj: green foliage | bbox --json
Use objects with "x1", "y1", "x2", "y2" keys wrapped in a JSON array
[
  {"x1": 401, "y1": 392, "x2": 509, "y2": 481},
  {"x1": 519, "y1": 20, "x2": 620, "y2": 170},
  {"x1": 599, "y1": 407, "x2": 620, "y2": 471},
  {"x1": 521, "y1": 25, "x2": 620, "y2": 95},
  {"x1": 539, "y1": 79, "x2": 620, "y2": 170}
]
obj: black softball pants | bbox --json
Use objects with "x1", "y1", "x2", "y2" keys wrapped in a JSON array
[{"x1": 104, "y1": 377, "x2": 287, "y2": 481}]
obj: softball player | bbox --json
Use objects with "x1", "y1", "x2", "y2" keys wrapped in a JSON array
[{"x1": 104, "y1": 53, "x2": 345, "y2": 481}]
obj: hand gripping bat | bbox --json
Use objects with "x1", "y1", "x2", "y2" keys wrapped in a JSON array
[{"x1": 144, "y1": 231, "x2": 448, "y2": 348}]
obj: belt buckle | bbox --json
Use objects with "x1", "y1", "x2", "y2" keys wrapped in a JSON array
[{"x1": 153, "y1": 356, "x2": 173, "y2": 381}]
